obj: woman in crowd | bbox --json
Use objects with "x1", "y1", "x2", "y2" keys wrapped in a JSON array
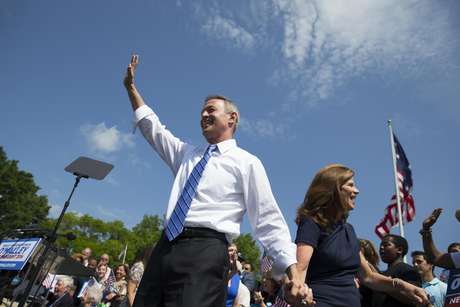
[
  {"x1": 95, "y1": 263, "x2": 114, "y2": 304},
  {"x1": 359, "y1": 239, "x2": 380, "y2": 307},
  {"x1": 105, "y1": 264, "x2": 129, "y2": 307},
  {"x1": 294, "y1": 164, "x2": 431, "y2": 307},
  {"x1": 253, "y1": 272, "x2": 281, "y2": 307},
  {"x1": 127, "y1": 246, "x2": 153, "y2": 306}
]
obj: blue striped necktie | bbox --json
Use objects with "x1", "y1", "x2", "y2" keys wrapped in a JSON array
[{"x1": 165, "y1": 144, "x2": 217, "y2": 241}]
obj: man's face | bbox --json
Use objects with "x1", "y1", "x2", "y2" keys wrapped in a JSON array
[
  {"x1": 54, "y1": 280, "x2": 66, "y2": 295},
  {"x1": 412, "y1": 255, "x2": 432, "y2": 275},
  {"x1": 243, "y1": 263, "x2": 252, "y2": 272},
  {"x1": 88, "y1": 259, "x2": 97, "y2": 269},
  {"x1": 449, "y1": 244, "x2": 460, "y2": 253},
  {"x1": 379, "y1": 237, "x2": 401, "y2": 264},
  {"x1": 201, "y1": 99, "x2": 234, "y2": 143},
  {"x1": 82, "y1": 248, "x2": 91, "y2": 260}
]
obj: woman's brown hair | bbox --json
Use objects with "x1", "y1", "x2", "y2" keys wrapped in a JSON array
[
  {"x1": 295, "y1": 164, "x2": 354, "y2": 228},
  {"x1": 359, "y1": 239, "x2": 380, "y2": 268}
]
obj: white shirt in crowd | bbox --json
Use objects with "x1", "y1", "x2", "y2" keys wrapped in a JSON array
[
  {"x1": 235, "y1": 282, "x2": 251, "y2": 307},
  {"x1": 134, "y1": 105, "x2": 296, "y2": 275}
]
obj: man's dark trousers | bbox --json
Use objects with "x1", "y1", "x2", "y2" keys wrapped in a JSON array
[{"x1": 133, "y1": 228, "x2": 229, "y2": 307}]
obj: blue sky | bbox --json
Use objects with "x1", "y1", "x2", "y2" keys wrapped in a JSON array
[{"x1": 1, "y1": 0, "x2": 459, "y2": 260}]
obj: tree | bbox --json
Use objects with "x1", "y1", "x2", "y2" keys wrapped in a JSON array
[
  {"x1": 0, "y1": 146, "x2": 49, "y2": 236},
  {"x1": 41, "y1": 212, "x2": 162, "y2": 265},
  {"x1": 233, "y1": 233, "x2": 261, "y2": 272},
  {"x1": 131, "y1": 215, "x2": 162, "y2": 258}
]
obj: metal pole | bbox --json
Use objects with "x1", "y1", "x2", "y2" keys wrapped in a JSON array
[
  {"x1": 122, "y1": 244, "x2": 128, "y2": 264},
  {"x1": 388, "y1": 120, "x2": 405, "y2": 238}
]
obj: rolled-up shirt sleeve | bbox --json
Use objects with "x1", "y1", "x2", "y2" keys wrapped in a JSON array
[
  {"x1": 133, "y1": 105, "x2": 192, "y2": 175},
  {"x1": 244, "y1": 157, "x2": 296, "y2": 279}
]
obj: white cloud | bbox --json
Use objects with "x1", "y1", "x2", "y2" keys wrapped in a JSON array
[
  {"x1": 271, "y1": 0, "x2": 457, "y2": 102},
  {"x1": 202, "y1": 15, "x2": 255, "y2": 50},
  {"x1": 190, "y1": 0, "x2": 457, "y2": 103},
  {"x1": 239, "y1": 116, "x2": 292, "y2": 139},
  {"x1": 81, "y1": 123, "x2": 134, "y2": 153}
]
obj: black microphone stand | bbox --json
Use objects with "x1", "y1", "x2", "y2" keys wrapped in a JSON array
[{"x1": 18, "y1": 175, "x2": 85, "y2": 307}]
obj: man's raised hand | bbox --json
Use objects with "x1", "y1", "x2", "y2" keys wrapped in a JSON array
[
  {"x1": 422, "y1": 208, "x2": 442, "y2": 230},
  {"x1": 124, "y1": 54, "x2": 139, "y2": 88}
]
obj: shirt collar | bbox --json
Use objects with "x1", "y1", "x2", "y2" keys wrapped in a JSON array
[
  {"x1": 212, "y1": 139, "x2": 237, "y2": 154},
  {"x1": 423, "y1": 277, "x2": 441, "y2": 286}
]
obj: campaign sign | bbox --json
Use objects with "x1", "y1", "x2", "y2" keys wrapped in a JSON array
[
  {"x1": 0, "y1": 238, "x2": 41, "y2": 270},
  {"x1": 445, "y1": 268, "x2": 460, "y2": 307}
]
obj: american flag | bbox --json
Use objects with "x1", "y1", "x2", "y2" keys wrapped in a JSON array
[
  {"x1": 260, "y1": 251, "x2": 273, "y2": 273},
  {"x1": 273, "y1": 295, "x2": 290, "y2": 307},
  {"x1": 375, "y1": 134, "x2": 415, "y2": 239},
  {"x1": 42, "y1": 273, "x2": 57, "y2": 289}
]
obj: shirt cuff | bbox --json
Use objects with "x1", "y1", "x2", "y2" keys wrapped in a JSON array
[
  {"x1": 452, "y1": 252, "x2": 460, "y2": 268},
  {"x1": 270, "y1": 243, "x2": 297, "y2": 280},
  {"x1": 132, "y1": 105, "x2": 155, "y2": 133}
]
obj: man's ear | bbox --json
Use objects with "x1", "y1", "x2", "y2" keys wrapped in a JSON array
[{"x1": 228, "y1": 112, "x2": 238, "y2": 127}]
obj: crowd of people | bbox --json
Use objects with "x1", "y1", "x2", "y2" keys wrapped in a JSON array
[
  {"x1": 2, "y1": 210, "x2": 457, "y2": 307},
  {"x1": 38, "y1": 246, "x2": 152, "y2": 307}
]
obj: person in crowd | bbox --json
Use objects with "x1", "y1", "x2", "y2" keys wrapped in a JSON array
[
  {"x1": 47, "y1": 276, "x2": 75, "y2": 307},
  {"x1": 358, "y1": 239, "x2": 380, "y2": 307},
  {"x1": 127, "y1": 246, "x2": 153, "y2": 307},
  {"x1": 373, "y1": 234, "x2": 422, "y2": 307},
  {"x1": 241, "y1": 262, "x2": 257, "y2": 293},
  {"x1": 99, "y1": 253, "x2": 113, "y2": 281},
  {"x1": 440, "y1": 242, "x2": 460, "y2": 282},
  {"x1": 411, "y1": 250, "x2": 447, "y2": 307},
  {"x1": 96, "y1": 263, "x2": 109, "y2": 284},
  {"x1": 82, "y1": 248, "x2": 92, "y2": 267},
  {"x1": 294, "y1": 164, "x2": 430, "y2": 307},
  {"x1": 88, "y1": 258, "x2": 98, "y2": 270},
  {"x1": 421, "y1": 208, "x2": 460, "y2": 270},
  {"x1": 227, "y1": 244, "x2": 250, "y2": 307},
  {"x1": 252, "y1": 272, "x2": 282, "y2": 307},
  {"x1": 105, "y1": 264, "x2": 129, "y2": 307},
  {"x1": 96, "y1": 262, "x2": 115, "y2": 303},
  {"x1": 124, "y1": 54, "x2": 306, "y2": 307},
  {"x1": 360, "y1": 239, "x2": 380, "y2": 272}
]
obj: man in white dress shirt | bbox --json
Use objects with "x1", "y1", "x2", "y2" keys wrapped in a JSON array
[{"x1": 123, "y1": 55, "x2": 306, "y2": 307}]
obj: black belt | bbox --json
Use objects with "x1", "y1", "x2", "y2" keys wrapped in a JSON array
[{"x1": 170, "y1": 227, "x2": 227, "y2": 243}]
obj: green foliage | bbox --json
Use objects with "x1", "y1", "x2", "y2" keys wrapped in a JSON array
[
  {"x1": 233, "y1": 233, "x2": 261, "y2": 272},
  {"x1": 0, "y1": 146, "x2": 49, "y2": 235},
  {"x1": 41, "y1": 212, "x2": 163, "y2": 266}
]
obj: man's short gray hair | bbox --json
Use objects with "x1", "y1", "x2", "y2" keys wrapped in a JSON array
[{"x1": 205, "y1": 95, "x2": 240, "y2": 132}]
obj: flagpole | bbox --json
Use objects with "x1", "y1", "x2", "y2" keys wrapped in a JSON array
[
  {"x1": 122, "y1": 244, "x2": 128, "y2": 264},
  {"x1": 388, "y1": 120, "x2": 405, "y2": 238}
]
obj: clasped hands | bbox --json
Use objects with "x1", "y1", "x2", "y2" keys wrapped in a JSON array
[{"x1": 283, "y1": 266, "x2": 315, "y2": 306}]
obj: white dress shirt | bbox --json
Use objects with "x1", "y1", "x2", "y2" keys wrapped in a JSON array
[{"x1": 134, "y1": 104, "x2": 296, "y2": 276}]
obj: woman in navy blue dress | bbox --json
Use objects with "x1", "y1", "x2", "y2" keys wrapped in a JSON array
[{"x1": 295, "y1": 164, "x2": 430, "y2": 307}]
